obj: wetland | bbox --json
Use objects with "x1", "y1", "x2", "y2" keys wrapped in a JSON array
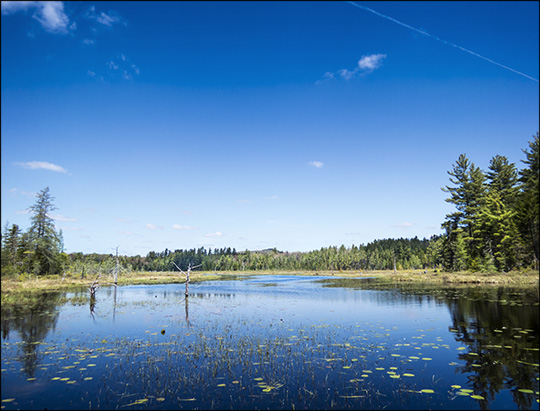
[{"x1": 1, "y1": 274, "x2": 539, "y2": 410}]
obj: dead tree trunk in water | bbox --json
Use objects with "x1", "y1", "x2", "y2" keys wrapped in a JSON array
[
  {"x1": 173, "y1": 262, "x2": 202, "y2": 298},
  {"x1": 114, "y1": 246, "x2": 119, "y2": 285},
  {"x1": 89, "y1": 271, "x2": 101, "y2": 317}
]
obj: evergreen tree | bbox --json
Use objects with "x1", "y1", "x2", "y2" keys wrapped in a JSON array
[
  {"x1": 24, "y1": 187, "x2": 63, "y2": 276},
  {"x1": 515, "y1": 133, "x2": 539, "y2": 268},
  {"x1": 441, "y1": 154, "x2": 487, "y2": 270},
  {"x1": 475, "y1": 190, "x2": 517, "y2": 271},
  {"x1": 486, "y1": 155, "x2": 518, "y2": 207},
  {"x1": 1, "y1": 223, "x2": 22, "y2": 276}
]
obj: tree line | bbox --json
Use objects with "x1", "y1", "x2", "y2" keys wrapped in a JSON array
[
  {"x1": 1, "y1": 187, "x2": 67, "y2": 277},
  {"x1": 1, "y1": 133, "x2": 538, "y2": 277}
]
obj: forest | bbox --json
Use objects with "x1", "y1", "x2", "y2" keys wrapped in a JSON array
[{"x1": 1, "y1": 133, "x2": 538, "y2": 277}]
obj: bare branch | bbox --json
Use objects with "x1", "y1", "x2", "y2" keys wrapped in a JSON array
[{"x1": 172, "y1": 261, "x2": 187, "y2": 276}]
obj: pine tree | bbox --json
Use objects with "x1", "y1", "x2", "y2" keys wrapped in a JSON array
[
  {"x1": 515, "y1": 133, "x2": 539, "y2": 269},
  {"x1": 475, "y1": 191, "x2": 518, "y2": 271},
  {"x1": 441, "y1": 154, "x2": 487, "y2": 270},
  {"x1": 1, "y1": 223, "x2": 22, "y2": 276},
  {"x1": 24, "y1": 187, "x2": 63, "y2": 276},
  {"x1": 487, "y1": 155, "x2": 518, "y2": 207}
]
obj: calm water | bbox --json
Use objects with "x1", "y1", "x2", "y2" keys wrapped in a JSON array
[{"x1": 1, "y1": 275, "x2": 538, "y2": 410}]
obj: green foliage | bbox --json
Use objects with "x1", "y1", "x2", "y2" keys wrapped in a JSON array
[
  {"x1": 1, "y1": 187, "x2": 64, "y2": 277},
  {"x1": 438, "y1": 132, "x2": 539, "y2": 272}
]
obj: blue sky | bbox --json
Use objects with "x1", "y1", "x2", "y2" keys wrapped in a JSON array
[{"x1": 1, "y1": 1, "x2": 538, "y2": 256}]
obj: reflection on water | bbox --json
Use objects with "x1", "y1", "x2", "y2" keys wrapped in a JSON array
[
  {"x1": 319, "y1": 278, "x2": 539, "y2": 410},
  {"x1": 1, "y1": 275, "x2": 538, "y2": 410}
]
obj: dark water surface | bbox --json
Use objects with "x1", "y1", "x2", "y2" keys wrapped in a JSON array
[{"x1": 1, "y1": 275, "x2": 538, "y2": 410}]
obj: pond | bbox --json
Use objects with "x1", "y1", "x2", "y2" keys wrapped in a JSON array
[{"x1": 1, "y1": 274, "x2": 538, "y2": 410}]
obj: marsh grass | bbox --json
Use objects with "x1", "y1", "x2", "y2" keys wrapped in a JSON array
[{"x1": 2, "y1": 269, "x2": 537, "y2": 298}]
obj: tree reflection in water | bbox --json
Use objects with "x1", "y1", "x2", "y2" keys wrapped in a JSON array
[
  {"x1": 319, "y1": 279, "x2": 539, "y2": 410},
  {"x1": 1, "y1": 292, "x2": 62, "y2": 377},
  {"x1": 447, "y1": 288, "x2": 539, "y2": 411}
]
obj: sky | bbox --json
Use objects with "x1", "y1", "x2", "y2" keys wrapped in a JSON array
[{"x1": 1, "y1": 1, "x2": 538, "y2": 256}]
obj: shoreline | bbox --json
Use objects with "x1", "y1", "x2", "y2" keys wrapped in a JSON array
[{"x1": 1, "y1": 269, "x2": 538, "y2": 296}]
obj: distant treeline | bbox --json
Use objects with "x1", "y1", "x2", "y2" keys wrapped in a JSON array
[
  {"x1": 65, "y1": 236, "x2": 435, "y2": 275},
  {"x1": 2, "y1": 133, "x2": 538, "y2": 277}
]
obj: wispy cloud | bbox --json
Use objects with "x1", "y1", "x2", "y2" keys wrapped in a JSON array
[
  {"x1": 1, "y1": 1, "x2": 71, "y2": 34},
  {"x1": 105, "y1": 54, "x2": 140, "y2": 80},
  {"x1": 118, "y1": 231, "x2": 136, "y2": 236},
  {"x1": 50, "y1": 214, "x2": 77, "y2": 222},
  {"x1": 205, "y1": 232, "x2": 223, "y2": 237},
  {"x1": 318, "y1": 53, "x2": 387, "y2": 83},
  {"x1": 145, "y1": 223, "x2": 164, "y2": 230},
  {"x1": 107, "y1": 61, "x2": 119, "y2": 70},
  {"x1": 392, "y1": 222, "x2": 415, "y2": 228},
  {"x1": 9, "y1": 188, "x2": 36, "y2": 197},
  {"x1": 15, "y1": 161, "x2": 68, "y2": 173},
  {"x1": 357, "y1": 54, "x2": 386, "y2": 71},
  {"x1": 96, "y1": 11, "x2": 121, "y2": 27},
  {"x1": 115, "y1": 218, "x2": 133, "y2": 223},
  {"x1": 173, "y1": 224, "x2": 198, "y2": 230},
  {"x1": 309, "y1": 161, "x2": 324, "y2": 168},
  {"x1": 61, "y1": 227, "x2": 84, "y2": 231},
  {"x1": 85, "y1": 5, "x2": 124, "y2": 28}
]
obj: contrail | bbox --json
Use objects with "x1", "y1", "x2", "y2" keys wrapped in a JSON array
[{"x1": 346, "y1": 1, "x2": 539, "y2": 83}]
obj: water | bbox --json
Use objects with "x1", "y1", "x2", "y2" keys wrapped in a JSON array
[{"x1": 1, "y1": 275, "x2": 538, "y2": 409}]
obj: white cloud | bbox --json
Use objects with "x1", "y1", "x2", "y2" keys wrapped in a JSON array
[
  {"x1": 358, "y1": 54, "x2": 386, "y2": 71},
  {"x1": 338, "y1": 69, "x2": 355, "y2": 80},
  {"x1": 83, "y1": 39, "x2": 95, "y2": 45},
  {"x1": 173, "y1": 224, "x2": 198, "y2": 230},
  {"x1": 15, "y1": 161, "x2": 67, "y2": 173},
  {"x1": 205, "y1": 232, "x2": 223, "y2": 237},
  {"x1": 96, "y1": 11, "x2": 120, "y2": 27},
  {"x1": 1, "y1": 1, "x2": 71, "y2": 34},
  {"x1": 319, "y1": 53, "x2": 387, "y2": 83},
  {"x1": 85, "y1": 5, "x2": 123, "y2": 27},
  {"x1": 309, "y1": 161, "x2": 324, "y2": 168},
  {"x1": 37, "y1": 1, "x2": 70, "y2": 33},
  {"x1": 1, "y1": 2, "x2": 35, "y2": 14}
]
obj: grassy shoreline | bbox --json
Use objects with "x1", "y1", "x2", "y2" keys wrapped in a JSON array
[{"x1": 1, "y1": 268, "x2": 538, "y2": 297}]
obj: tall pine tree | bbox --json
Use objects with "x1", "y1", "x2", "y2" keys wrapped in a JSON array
[
  {"x1": 515, "y1": 133, "x2": 539, "y2": 269},
  {"x1": 24, "y1": 187, "x2": 64, "y2": 276}
]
